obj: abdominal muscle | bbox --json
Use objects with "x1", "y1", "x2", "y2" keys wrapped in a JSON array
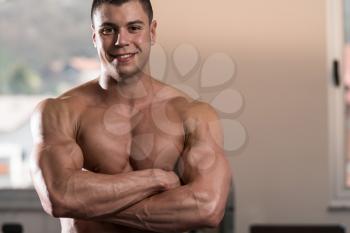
[{"x1": 60, "y1": 218, "x2": 158, "y2": 233}]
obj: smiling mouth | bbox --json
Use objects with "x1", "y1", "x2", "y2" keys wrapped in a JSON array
[{"x1": 110, "y1": 53, "x2": 137, "y2": 63}]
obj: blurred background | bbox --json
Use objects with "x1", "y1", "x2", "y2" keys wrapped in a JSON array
[
  {"x1": 0, "y1": 0, "x2": 99, "y2": 189},
  {"x1": 1, "y1": 0, "x2": 350, "y2": 233}
]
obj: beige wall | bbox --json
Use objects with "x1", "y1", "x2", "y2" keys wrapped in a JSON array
[{"x1": 153, "y1": 0, "x2": 350, "y2": 232}]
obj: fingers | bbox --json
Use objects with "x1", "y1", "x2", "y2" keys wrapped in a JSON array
[
  {"x1": 164, "y1": 171, "x2": 181, "y2": 190},
  {"x1": 151, "y1": 169, "x2": 180, "y2": 191}
]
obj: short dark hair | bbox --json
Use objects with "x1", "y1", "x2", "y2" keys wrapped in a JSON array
[{"x1": 91, "y1": 0, "x2": 153, "y2": 25}]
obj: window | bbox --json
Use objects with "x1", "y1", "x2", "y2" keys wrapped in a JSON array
[
  {"x1": 0, "y1": 0, "x2": 98, "y2": 191},
  {"x1": 328, "y1": 0, "x2": 350, "y2": 207},
  {"x1": 344, "y1": 0, "x2": 350, "y2": 188}
]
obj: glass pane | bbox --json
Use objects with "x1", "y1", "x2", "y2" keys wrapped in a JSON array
[
  {"x1": 0, "y1": 0, "x2": 98, "y2": 189},
  {"x1": 346, "y1": 0, "x2": 350, "y2": 43}
]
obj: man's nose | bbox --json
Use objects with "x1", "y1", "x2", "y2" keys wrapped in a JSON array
[{"x1": 114, "y1": 29, "x2": 129, "y2": 48}]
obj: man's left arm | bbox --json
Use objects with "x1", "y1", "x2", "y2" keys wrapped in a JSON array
[{"x1": 101, "y1": 102, "x2": 232, "y2": 232}]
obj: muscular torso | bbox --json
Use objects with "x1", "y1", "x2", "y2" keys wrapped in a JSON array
[{"x1": 60, "y1": 80, "x2": 189, "y2": 233}]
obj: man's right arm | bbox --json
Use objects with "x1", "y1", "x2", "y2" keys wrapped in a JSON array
[{"x1": 30, "y1": 98, "x2": 179, "y2": 219}]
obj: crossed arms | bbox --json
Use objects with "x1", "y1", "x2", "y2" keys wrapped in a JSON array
[{"x1": 30, "y1": 98, "x2": 232, "y2": 233}]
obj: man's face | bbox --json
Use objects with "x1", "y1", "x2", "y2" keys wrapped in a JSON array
[{"x1": 92, "y1": 1, "x2": 156, "y2": 80}]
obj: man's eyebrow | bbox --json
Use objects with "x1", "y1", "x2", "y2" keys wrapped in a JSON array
[
  {"x1": 127, "y1": 20, "x2": 145, "y2": 26},
  {"x1": 98, "y1": 22, "x2": 117, "y2": 27},
  {"x1": 97, "y1": 20, "x2": 145, "y2": 28}
]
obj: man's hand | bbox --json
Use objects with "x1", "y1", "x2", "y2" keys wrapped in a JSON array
[{"x1": 152, "y1": 169, "x2": 181, "y2": 191}]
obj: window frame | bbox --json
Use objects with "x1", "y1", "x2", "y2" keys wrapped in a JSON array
[{"x1": 327, "y1": 0, "x2": 350, "y2": 208}]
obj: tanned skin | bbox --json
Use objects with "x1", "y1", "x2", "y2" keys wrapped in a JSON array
[{"x1": 30, "y1": 1, "x2": 232, "y2": 233}]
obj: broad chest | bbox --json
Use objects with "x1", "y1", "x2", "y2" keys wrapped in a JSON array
[{"x1": 76, "y1": 104, "x2": 185, "y2": 174}]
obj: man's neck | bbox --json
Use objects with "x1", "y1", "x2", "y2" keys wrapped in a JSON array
[{"x1": 98, "y1": 73, "x2": 155, "y2": 110}]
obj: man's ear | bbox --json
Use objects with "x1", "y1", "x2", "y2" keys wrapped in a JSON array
[
  {"x1": 150, "y1": 20, "x2": 157, "y2": 45},
  {"x1": 91, "y1": 24, "x2": 97, "y2": 48}
]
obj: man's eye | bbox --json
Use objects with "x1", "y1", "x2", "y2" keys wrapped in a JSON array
[
  {"x1": 129, "y1": 26, "x2": 142, "y2": 32},
  {"x1": 101, "y1": 28, "x2": 115, "y2": 35}
]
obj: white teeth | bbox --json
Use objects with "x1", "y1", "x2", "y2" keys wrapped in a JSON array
[{"x1": 119, "y1": 54, "x2": 133, "y2": 59}]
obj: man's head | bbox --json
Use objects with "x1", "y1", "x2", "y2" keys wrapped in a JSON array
[
  {"x1": 91, "y1": 0, "x2": 153, "y2": 27},
  {"x1": 91, "y1": 0, "x2": 156, "y2": 82}
]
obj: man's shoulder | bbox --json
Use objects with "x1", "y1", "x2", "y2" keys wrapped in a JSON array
[
  {"x1": 31, "y1": 97, "x2": 81, "y2": 142},
  {"x1": 163, "y1": 98, "x2": 219, "y2": 139},
  {"x1": 182, "y1": 100, "x2": 219, "y2": 123},
  {"x1": 32, "y1": 97, "x2": 79, "y2": 132},
  {"x1": 33, "y1": 79, "x2": 99, "y2": 125}
]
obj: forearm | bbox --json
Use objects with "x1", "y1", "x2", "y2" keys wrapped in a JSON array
[
  {"x1": 101, "y1": 183, "x2": 221, "y2": 233},
  {"x1": 42, "y1": 169, "x2": 166, "y2": 219}
]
